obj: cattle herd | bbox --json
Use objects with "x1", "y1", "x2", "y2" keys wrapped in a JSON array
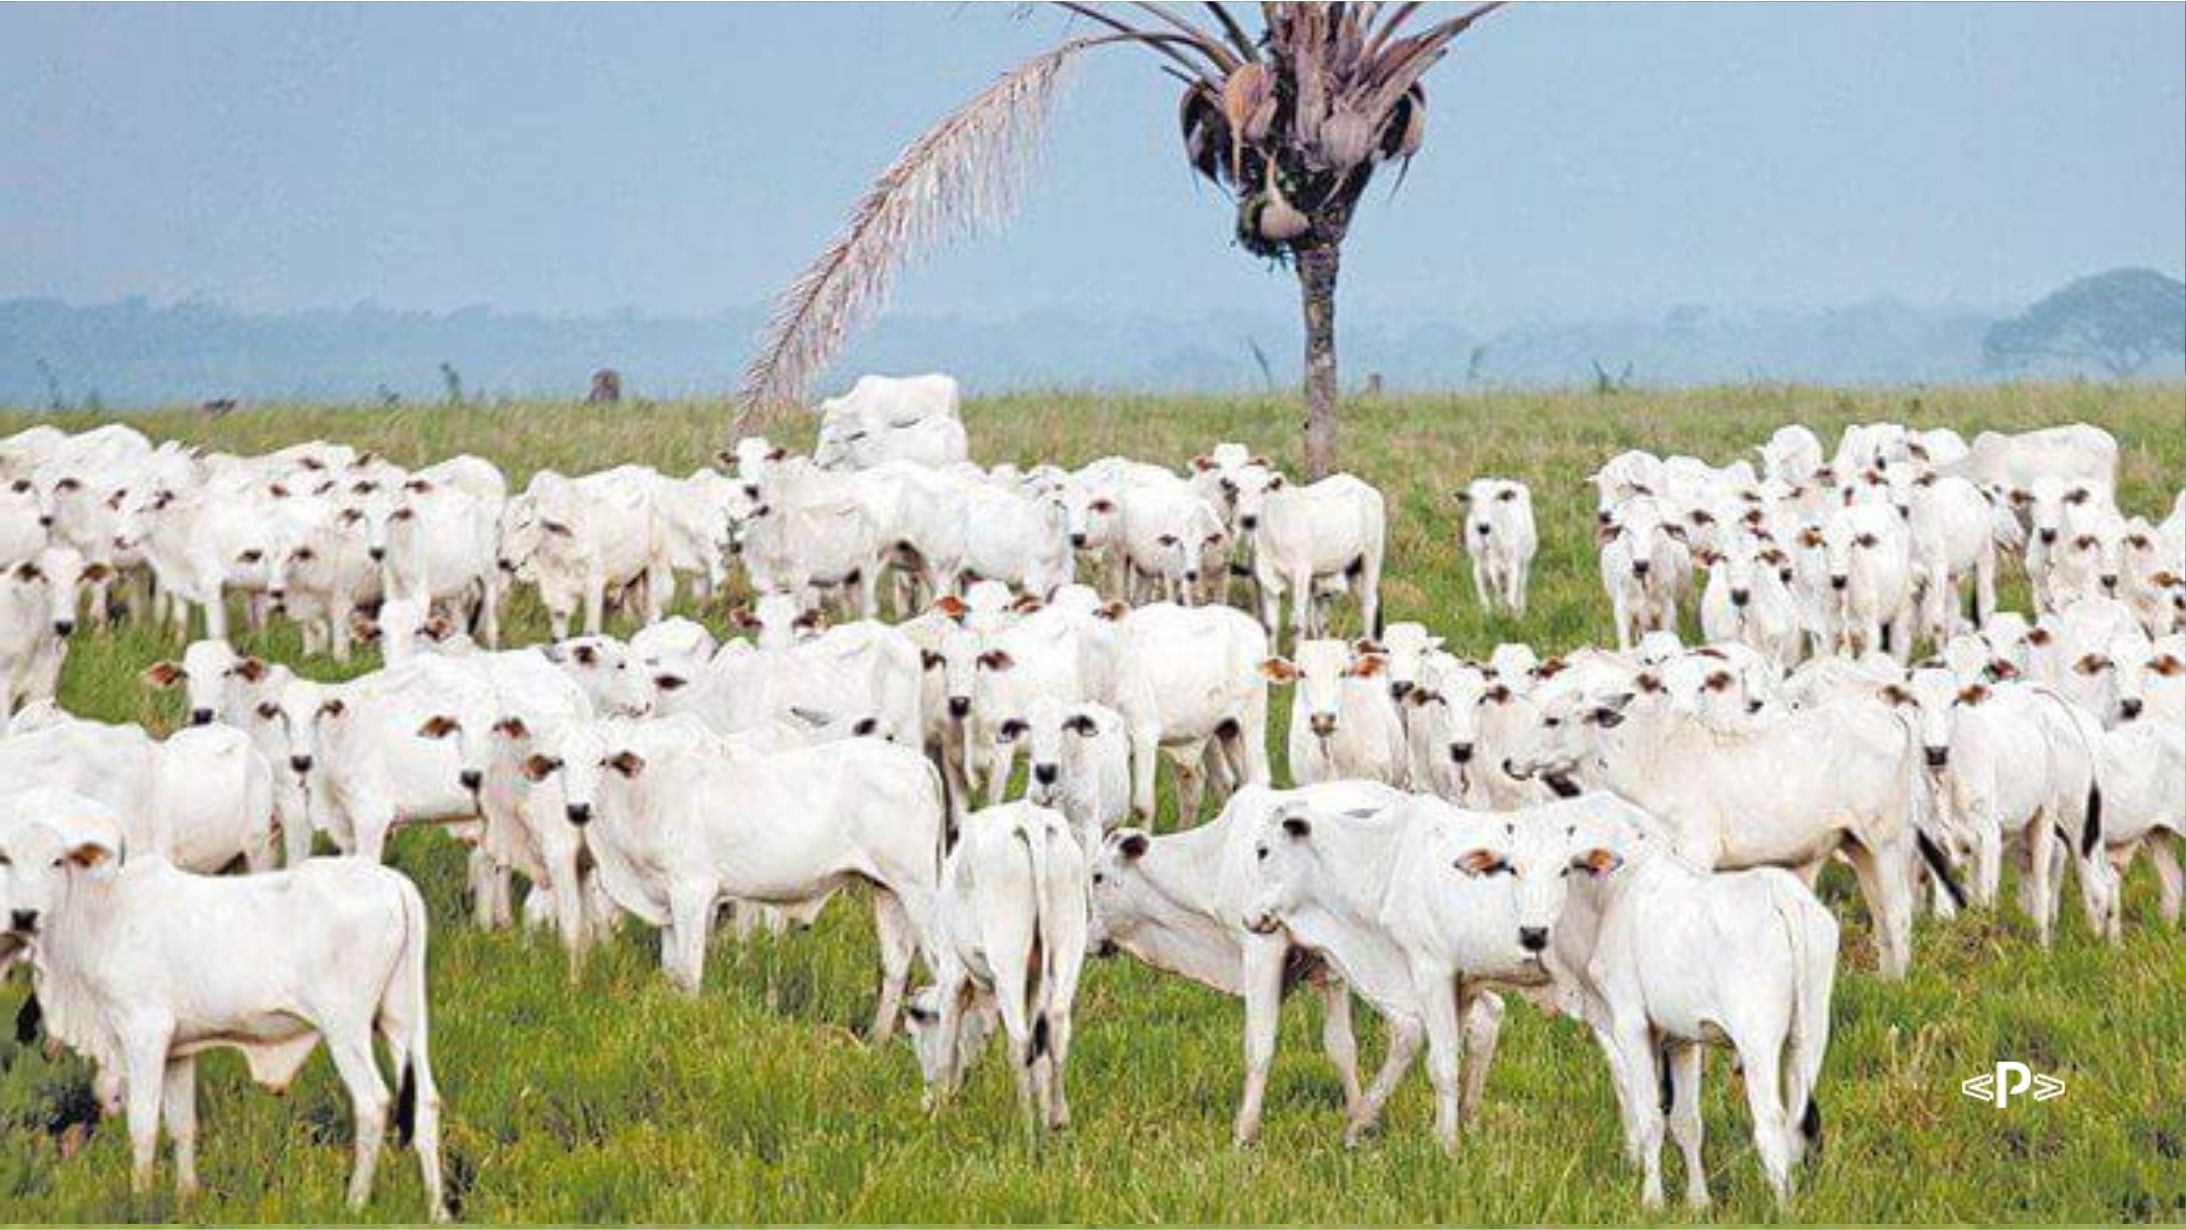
[{"x1": 0, "y1": 373, "x2": 2181, "y2": 1220}]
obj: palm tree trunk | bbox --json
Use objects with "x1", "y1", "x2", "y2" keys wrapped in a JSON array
[{"x1": 1296, "y1": 239, "x2": 1341, "y2": 480}]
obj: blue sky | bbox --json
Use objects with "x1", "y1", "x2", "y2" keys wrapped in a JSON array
[{"x1": 3, "y1": 3, "x2": 2181, "y2": 329}]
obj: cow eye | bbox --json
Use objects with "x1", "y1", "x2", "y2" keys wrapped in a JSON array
[
  {"x1": 1543, "y1": 716, "x2": 1563, "y2": 728},
  {"x1": 255, "y1": 701, "x2": 280, "y2": 720},
  {"x1": 1855, "y1": 534, "x2": 1878, "y2": 548},
  {"x1": 1157, "y1": 534, "x2": 1179, "y2": 546},
  {"x1": 1255, "y1": 845, "x2": 1270, "y2": 861},
  {"x1": 238, "y1": 549, "x2": 263, "y2": 563},
  {"x1": 1090, "y1": 871, "x2": 1105, "y2": 886}
]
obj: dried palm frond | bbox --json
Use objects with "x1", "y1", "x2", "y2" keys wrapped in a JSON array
[{"x1": 737, "y1": 42, "x2": 1088, "y2": 422}]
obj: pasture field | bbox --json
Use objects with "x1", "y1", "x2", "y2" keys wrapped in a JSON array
[{"x1": 1, "y1": 382, "x2": 2182, "y2": 1225}]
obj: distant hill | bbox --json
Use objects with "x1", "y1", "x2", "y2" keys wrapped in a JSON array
[{"x1": 3, "y1": 293, "x2": 2178, "y2": 412}]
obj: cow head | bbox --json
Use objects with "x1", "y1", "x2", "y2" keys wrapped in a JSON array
[{"x1": 0, "y1": 793, "x2": 127, "y2": 939}]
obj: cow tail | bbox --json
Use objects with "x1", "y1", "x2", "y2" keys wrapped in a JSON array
[
  {"x1": 1773, "y1": 884, "x2": 1834, "y2": 1163},
  {"x1": 385, "y1": 876, "x2": 432, "y2": 1148},
  {"x1": 2081, "y1": 783, "x2": 2104, "y2": 859},
  {"x1": 1900, "y1": 723, "x2": 1968, "y2": 910},
  {"x1": 1012, "y1": 815, "x2": 1056, "y2": 1064}
]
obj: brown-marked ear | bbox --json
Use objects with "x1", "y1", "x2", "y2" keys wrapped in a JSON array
[
  {"x1": 349, "y1": 611, "x2": 382, "y2": 642},
  {"x1": 1634, "y1": 672, "x2": 1663, "y2": 695},
  {"x1": 2074, "y1": 653, "x2": 2112, "y2": 676},
  {"x1": 1348, "y1": 653, "x2": 1387, "y2": 679},
  {"x1": 1571, "y1": 848, "x2": 1623, "y2": 876},
  {"x1": 1535, "y1": 657, "x2": 1569, "y2": 679},
  {"x1": 421, "y1": 613, "x2": 454, "y2": 641},
  {"x1": 572, "y1": 643, "x2": 600, "y2": 665},
  {"x1": 81, "y1": 562, "x2": 113, "y2": 584},
  {"x1": 1985, "y1": 659, "x2": 2020, "y2": 681},
  {"x1": 1097, "y1": 600, "x2": 1128, "y2": 622},
  {"x1": 1798, "y1": 527, "x2": 1824, "y2": 549},
  {"x1": 319, "y1": 697, "x2": 347, "y2": 718},
  {"x1": 255, "y1": 699, "x2": 281, "y2": 720},
  {"x1": 1011, "y1": 593, "x2": 1044, "y2": 614},
  {"x1": 67, "y1": 842, "x2": 115, "y2": 871},
  {"x1": 520, "y1": 754, "x2": 561, "y2": 782},
  {"x1": 1190, "y1": 453, "x2": 1215, "y2": 472},
  {"x1": 1595, "y1": 523, "x2": 1619, "y2": 546},
  {"x1": 11, "y1": 561, "x2": 41, "y2": 583},
  {"x1": 1117, "y1": 832, "x2": 1150, "y2": 860},
  {"x1": 1956, "y1": 684, "x2": 1991, "y2": 706},
  {"x1": 792, "y1": 608, "x2": 826, "y2": 631},
  {"x1": 1280, "y1": 813, "x2": 1312, "y2": 838},
  {"x1": 765, "y1": 445, "x2": 788, "y2": 462},
  {"x1": 1454, "y1": 849, "x2": 1507, "y2": 877},
  {"x1": 2154, "y1": 655, "x2": 2184, "y2": 678},
  {"x1": 1258, "y1": 657, "x2": 1300, "y2": 683},
  {"x1": 142, "y1": 661, "x2": 183, "y2": 689},
  {"x1": 1880, "y1": 683, "x2": 1914, "y2": 707},
  {"x1": 1063, "y1": 713, "x2": 1099, "y2": 736},
  {"x1": 493, "y1": 716, "x2": 531, "y2": 739},
  {"x1": 2026, "y1": 627, "x2": 2052, "y2": 647},
  {"x1": 235, "y1": 656, "x2": 268, "y2": 683},
  {"x1": 606, "y1": 750, "x2": 646, "y2": 778},
  {"x1": 417, "y1": 714, "x2": 460, "y2": 739},
  {"x1": 1483, "y1": 684, "x2": 1513, "y2": 704},
  {"x1": 934, "y1": 595, "x2": 967, "y2": 619},
  {"x1": 920, "y1": 650, "x2": 944, "y2": 671},
  {"x1": 977, "y1": 649, "x2": 1016, "y2": 671}
]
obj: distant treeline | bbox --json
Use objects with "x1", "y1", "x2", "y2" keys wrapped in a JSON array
[{"x1": 4, "y1": 294, "x2": 2178, "y2": 411}]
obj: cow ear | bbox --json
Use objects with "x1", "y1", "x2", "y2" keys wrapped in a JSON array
[
  {"x1": 236, "y1": 656, "x2": 269, "y2": 683},
  {"x1": 654, "y1": 674, "x2": 688, "y2": 692},
  {"x1": 1589, "y1": 695, "x2": 1632, "y2": 728},
  {"x1": 520, "y1": 754, "x2": 561, "y2": 783},
  {"x1": 573, "y1": 643, "x2": 600, "y2": 665},
  {"x1": 350, "y1": 611, "x2": 382, "y2": 642},
  {"x1": 1348, "y1": 653, "x2": 1386, "y2": 679},
  {"x1": 1011, "y1": 593, "x2": 1044, "y2": 614},
  {"x1": 1097, "y1": 600, "x2": 1128, "y2": 622},
  {"x1": 67, "y1": 839, "x2": 119, "y2": 873},
  {"x1": 934, "y1": 595, "x2": 967, "y2": 620},
  {"x1": 1957, "y1": 684, "x2": 1990, "y2": 706},
  {"x1": 319, "y1": 697, "x2": 347, "y2": 718},
  {"x1": 1880, "y1": 683, "x2": 1914, "y2": 707},
  {"x1": 2155, "y1": 655, "x2": 2184, "y2": 678},
  {"x1": 606, "y1": 750, "x2": 646, "y2": 778},
  {"x1": 1985, "y1": 659, "x2": 2019, "y2": 681},
  {"x1": 493, "y1": 716, "x2": 531, "y2": 739},
  {"x1": 1454, "y1": 489, "x2": 1474, "y2": 505},
  {"x1": 2026, "y1": 627, "x2": 2053, "y2": 647},
  {"x1": 1190, "y1": 453, "x2": 1215, "y2": 472},
  {"x1": 1633, "y1": 672, "x2": 1663, "y2": 695},
  {"x1": 793, "y1": 608, "x2": 826, "y2": 632},
  {"x1": 979, "y1": 649, "x2": 1016, "y2": 671},
  {"x1": 1594, "y1": 523, "x2": 1618, "y2": 546},
  {"x1": 919, "y1": 650, "x2": 944, "y2": 671},
  {"x1": 1117, "y1": 832, "x2": 1150, "y2": 860},
  {"x1": 141, "y1": 661, "x2": 183, "y2": 690},
  {"x1": 11, "y1": 561, "x2": 41, "y2": 583},
  {"x1": 1280, "y1": 813, "x2": 1312, "y2": 839},
  {"x1": 1453, "y1": 848, "x2": 1506, "y2": 877},
  {"x1": 1265, "y1": 473, "x2": 1286, "y2": 491},
  {"x1": 765, "y1": 445, "x2": 788, "y2": 462},
  {"x1": 422, "y1": 614, "x2": 455, "y2": 641},
  {"x1": 2074, "y1": 653, "x2": 2112, "y2": 676},
  {"x1": 81, "y1": 562, "x2": 113, "y2": 584},
  {"x1": 1483, "y1": 684, "x2": 1512, "y2": 704},
  {"x1": 1258, "y1": 657, "x2": 1299, "y2": 683},
  {"x1": 1063, "y1": 714, "x2": 1099, "y2": 736},
  {"x1": 416, "y1": 714, "x2": 460, "y2": 739},
  {"x1": 1404, "y1": 687, "x2": 1438, "y2": 709},
  {"x1": 1571, "y1": 848, "x2": 1623, "y2": 877}
]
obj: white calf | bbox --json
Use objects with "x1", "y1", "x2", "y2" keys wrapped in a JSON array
[
  {"x1": 1262, "y1": 638, "x2": 1407, "y2": 787},
  {"x1": 1458, "y1": 479, "x2": 1537, "y2": 617}
]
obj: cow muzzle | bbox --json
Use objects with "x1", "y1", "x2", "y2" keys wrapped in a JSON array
[
  {"x1": 1518, "y1": 926, "x2": 1550, "y2": 953},
  {"x1": 368, "y1": 547, "x2": 387, "y2": 562},
  {"x1": 1924, "y1": 746, "x2": 1949, "y2": 769},
  {"x1": 2120, "y1": 698, "x2": 2144, "y2": 721},
  {"x1": 190, "y1": 708, "x2": 215, "y2": 726},
  {"x1": 1308, "y1": 714, "x2": 1338, "y2": 738},
  {"x1": 1389, "y1": 680, "x2": 1414, "y2": 700},
  {"x1": 1829, "y1": 575, "x2": 1849, "y2": 591},
  {"x1": 1630, "y1": 561, "x2": 1650, "y2": 578},
  {"x1": 8, "y1": 910, "x2": 38, "y2": 935},
  {"x1": 1450, "y1": 743, "x2": 1475, "y2": 765},
  {"x1": 1032, "y1": 764, "x2": 1059, "y2": 787},
  {"x1": 1242, "y1": 911, "x2": 1283, "y2": 936},
  {"x1": 51, "y1": 620, "x2": 75, "y2": 638},
  {"x1": 1068, "y1": 533, "x2": 1088, "y2": 549},
  {"x1": 946, "y1": 697, "x2": 971, "y2": 720},
  {"x1": 1729, "y1": 588, "x2": 1751, "y2": 608},
  {"x1": 288, "y1": 754, "x2": 313, "y2": 775},
  {"x1": 565, "y1": 802, "x2": 592, "y2": 826},
  {"x1": 458, "y1": 769, "x2": 484, "y2": 792},
  {"x1": 1239, "y1": 516, "x2": 1259, "y2": 532},
  {"x1": 2038, "y1": 529, "x2": 2058, "y2": 546}
]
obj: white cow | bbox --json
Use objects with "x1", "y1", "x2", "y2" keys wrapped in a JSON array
[
  {"x1": 264, "y1": 657, "x2": 499, "y2": 861},
  {"x1": 1885, "y1": 669, "x2": 2103, "y2": 943},
  {"x1": 1111, "y1": 602, "x2": 1272, "y2": 825},
  {"x1": 1019, "y1": 696, "x2": 1132, "y2": 852},
  {"x1": 0, "y1": 792, "x2": 448, "y2": 1219},
  {"x1": 1943, "y1": 423, "x2": 2119, "y2": 495},
  {"x1": 500, "y1": 467, "x2": 672, "y2": 638},
  {"x1": 1262, "y1": 638, "x2": 1408, "y2": 787},
  {"x1": 1089, "y1": 782, "x2": 1421, "y2": 1145},
  {"x1": 904, "y1": 801, "x2": 1087, "y2": 1132},
  {"x1": 1240, "y1": 789, "x2": 1534, "y2": 1152},
  {"x1": 1506, "y1": 684, "x2": 1951, "y2": 978},
  {"x1": 1815, "y1": 501, "x2": 1914, "y2": 659},
  {"x1": 1237, "y1": 473, "x2": 1386, "y2": 646},
  {"x1": 1490, "y1": 792, "x2": 1836, "y2": 1209},
  {"x1": 2, "y1": 547, "x2": 108, "y2": 716},
  {"x1": 1458, "y1": 478, "x2": 1537, "y2": 617},
  {"x1": 812, "y1": 373, "x2": 969, "y2": 471},
  {"x1": 2078, "y1": 720, "x2": 2184, "y2": 939},
  {"x1": 1696, "y1": 532, "x2": 1803, "y2": 668},
  {"x1": 525, "y1": 721, "x2": 943, "y2": 1037},
  {"x1": 1598, "y1": 497, "x2": 1692, "y2": 651}
]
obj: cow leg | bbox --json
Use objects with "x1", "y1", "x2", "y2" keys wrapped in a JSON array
[
  {"x1": 2146, "y1": 831, "x2": 2184, "y2": 926},
  {"x1": 1973, "y1": 813, "x2": 2004, "y2": 908},
  {"x1": 1418, "y1": 972, "x2": 1468, "y2": 1156},
  {"x1": 1458, "y1": 987, "x2": 1505, "y2": 1123},
  {"x1": 1973, "y1": 552, "x2": 1997, "y2": 630},
  {"x1": 1349, "y1": 1014, "x2": 1422, "y2": 1146},
  {"x1": 322, "y1": 1022, "x2": 392, "y2": 1212},
  {"x1": 2023, "y1": 816, "x2": 2056, "y2": 948},
  {"x1": 1313, "y1": 979, "x2": 1363, "y2": 1128},
  {"x1": 550, "y1": 851, "x2": 591, "y2": 981},
  {"x1": 1173, "y1": 761, "x2": 1205, "y2": 833},
  {"x1": 161, "y1": 1055, "x2": 199, "y2": 1200},
  {"x1": 1665, "y1": 1040, "x2": 1708, "y2": 1209},
  {"x1": 664, "y1": 887, "x2": 712, "y2": 994},
  {"x1": 1604, "y1": 1017, "x2": 1666, "y2": 1207},
  {"x1": 1233, "y1": 939, "x2": 1285, "y2": 1146},
  {"x1": 121, "y1": 1019, "x2": 174, "y2": 1196},
  {"x1": 869, "y1": 889, "x2": 918, "y2": 1043},
  {"x1": 1737, "y1": 1027, "x2": 1796, "y2": 1206},
  {"x1": 1843, "y1": 838, "x2": 1914, "y2": 978}
]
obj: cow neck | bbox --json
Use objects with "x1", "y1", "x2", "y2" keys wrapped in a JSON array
[{"x1": 1120, "y1": 824, "x2": 1243, "y2": 994}]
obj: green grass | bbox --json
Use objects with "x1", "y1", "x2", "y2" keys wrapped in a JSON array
[{"x1": 2, "y1": 383, "x2": 2183, "y2": 1224}]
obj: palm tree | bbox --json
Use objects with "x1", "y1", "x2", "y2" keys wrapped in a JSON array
[{"x1": 739, "y1": 2, "x2": 1505, "y2": 478}]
